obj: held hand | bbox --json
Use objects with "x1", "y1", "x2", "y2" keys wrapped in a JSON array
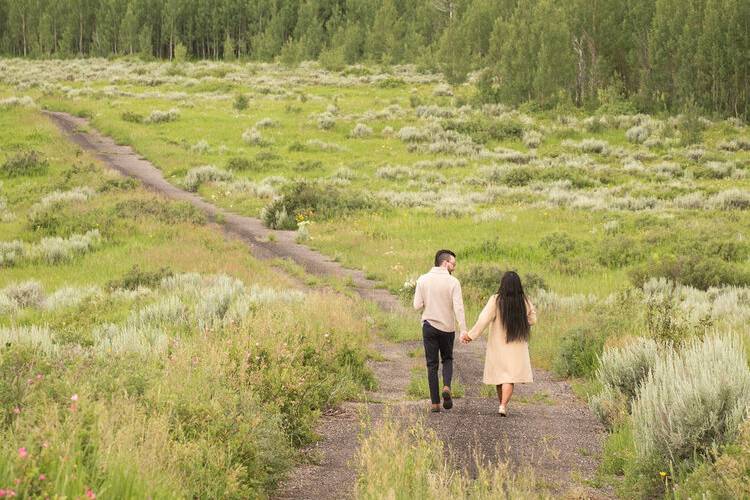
[{"x1": 459, "y1": 332, "x2": 471, "y2": 344}]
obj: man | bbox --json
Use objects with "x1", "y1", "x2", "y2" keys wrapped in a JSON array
[{"x1": 413, "y1": 249, "x2": 467, "y2": 413}]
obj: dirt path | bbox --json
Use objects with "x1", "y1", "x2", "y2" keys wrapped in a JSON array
[{"x1": 45, "y1": 111, "x2": 609, "y2": 499}]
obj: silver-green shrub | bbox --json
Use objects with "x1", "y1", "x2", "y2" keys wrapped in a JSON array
[
  {"x1": 596, "y1": 338, "x2": 660, "y2": 401},
  {"x1": 29, "y1": 229, "x2": 102, "y2": 264},
  {"x1": 632, "y1": 335, "x2": 750, "y2": 464},
  {"x1": 145, "y1": 108, "x2": 180, "y2": 123},
  {"x1": 0, "y1": 325, "x2": 57, "y2": 354},
  {"x1": 183, "y1": 165, "x2": 233, "y2": 192}
]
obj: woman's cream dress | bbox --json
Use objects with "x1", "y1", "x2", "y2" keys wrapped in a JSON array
[{"x1": 467, "y1": 295, "x2": 537, "y2": 385}]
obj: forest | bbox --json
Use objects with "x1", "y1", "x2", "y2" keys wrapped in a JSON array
[{"x1": 0, "y1": 0, "x2": 748, "y2": 118}]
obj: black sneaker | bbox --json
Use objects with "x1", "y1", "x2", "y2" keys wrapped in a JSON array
[{"x1": 442, "y1": 389, "x2": 453, "y2": 410}]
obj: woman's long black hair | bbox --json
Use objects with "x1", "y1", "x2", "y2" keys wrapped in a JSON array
[{"x1": 496, "y1": 271, "x2": 530, "y2": 343}]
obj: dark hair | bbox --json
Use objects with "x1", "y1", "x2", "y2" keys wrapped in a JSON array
[
  {"x1": 434, "y1": 249, "x2": 456, "y2": 267},
  {"x1": 496, "y1": 271, "x2": 530, "y2": 343}
]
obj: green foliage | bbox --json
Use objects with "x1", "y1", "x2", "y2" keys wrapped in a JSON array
[
  {"x1": 120, "y1": 111, "x2": 144, "y2": 123},
  {"x1": 632, "y1": 335, "x2": 750, "y2": 475},
  {"x1": 1, "y1": 150, "x2": 48, "y2": 178},
  {"x1": 681, "y1": 420, "x2": 750, "y2": 498},
  {"x1": 630, "y1": 255, "x2": 750, "y2": 290},
  {"x1": 113, "y1": 198, "x2": 207, "y2": 225},
  {"x1": 552, "y1": 327, "x2": 604, "y2": 378},
  {"x1": 233, "y1": 94, "x2": 249, "y2": 112},
  {"x1": 261, "y1": 180, "x2": 377, "y2": 230},
  {"x1": 442, "y1": 116, "x2": 524, "y2": 143},
  {"x1": 107, "y1": 265, "x2": 174, "y2": 290}
]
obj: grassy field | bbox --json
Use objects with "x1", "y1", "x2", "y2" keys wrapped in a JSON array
[
  {"x1": 2, "y1": 58, "x2": 750, "y2": 498},
  {"x1": 0, "y1": 106, "x2": 377, "y2": 498}
]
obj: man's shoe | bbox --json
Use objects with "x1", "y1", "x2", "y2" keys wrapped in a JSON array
[
  {"x1": 442, "y1": 389, "x2": 453, "y2": 410},
  {"x1": 498, "y1": 404, "x2": 507, "y2": 416}
]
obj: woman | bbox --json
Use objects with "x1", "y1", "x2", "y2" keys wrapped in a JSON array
[{"x1": 461, "y1": 271, "x2": 537, "y2": 416}]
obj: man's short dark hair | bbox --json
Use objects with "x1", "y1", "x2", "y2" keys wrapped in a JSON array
[{"x1": 434, "y1": 249, "x2": 456, "y2": 267}]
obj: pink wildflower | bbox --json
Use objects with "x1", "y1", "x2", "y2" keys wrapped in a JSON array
[
  {"x1": 38, "y1": 474, "x2": 46, "y2": 481},
  {"x1": 17, "y1": 448, "x2": 28, "y2": 459},
  {"x1": 70, "y1": 394, "x2": 78, "y2": 402},
  {"x1": 12, "y1": 407, "x2": 20, "y2": 415},
  {"x1": 85, "y1": 488, "x2": 96, "y2": 499}
]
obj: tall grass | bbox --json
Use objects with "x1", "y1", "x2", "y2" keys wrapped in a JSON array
[{"x1": 356, "y1": 417, "x2": 545, "y2": 499}]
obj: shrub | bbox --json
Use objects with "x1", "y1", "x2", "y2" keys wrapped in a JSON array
[
  {"x1": 2, "y1": 280, "x2": 45, "y2": 309},
  {"x1": 144, "y1": 108, "x2": 179, "y2": 124},
  {"x1": 121, "y1": 111, "x2": 144, "y2": 123},
  {"x1": 225, "y1": 157, "x2": 254, "y2": 171},
  {"x1": 0, "y1": 240, "x2": 24, "y2": 267},
  {"x1": 1, "y1": 150, "x2": 48, "y2": 178},
  {"x1": 233, "y1": 94, "x2": 249, "y2": 111},
  {"x1": 29, "y1": 229, "x2": 102, "y2": 264},
  {"x1": 522, "y1": 130, "x2": 542, "y2": 148},
  {"x1": 632, "y1": 335, "x2": 750, "y2": 467},
  {"x1": 107, "y1": 265, "x2": 174, "y2": 290},
  {"x1": 317, "y1": 112, "x2": 336, "y2": 130},
  {"x1": 241, "y1": 127, "x2": 268, "y2": 146},
  {"x1": 255, "y1": 117, "x2": 278, "y2": 128},
  {"x1": 630, "y1": 255, "x2": 750, "y2": 290},
  {"x1": 708, "y1": 189, "x2": 750, "y2": 210},
  {"x1": 589, "y1": 385, "x2": 629, "y2": 430},
  {"x1": 553, "y1": 327, "x2": 604, "y2": 378},
  {"x1": 261, "y1": 180, "x2": 377, "y2": 230},
  {"x1": 681, "y1": 420, "x2": 750, "y2": 498},
  {"x1": 349, "y1": 123, "x2": 373, "y2": 138},
  {"x1": 596, "y1": 338, "x2": 660, "y2": 402},
  {"x1": 183, "y1": 165, "x2": 233, "y2": 192},
  {"x1": 597, "y1": 236, "x2": 642, "y2": 268},
  {"x1": 625, "y1": 125, "x2": 650, "y2": 144},
  {"x1": 99, "y1": 177, "x2": 138, "y2": 192},
  {"x1": 540, "y1": 232, "x2": 576, "y2": 255}
]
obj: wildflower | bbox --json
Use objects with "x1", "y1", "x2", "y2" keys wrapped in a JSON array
[
  {"x1": 659, "y1": 471, "x2": 668, "y2": 478},
  {"x1": 12, "y1": 407, "x2": 20, "y2": 414},
  {"x1": 71, "y1": 394, "x2": 78, "y2": 402},
  {"x1": 39, "y1": 474, "x2": 46, "y2": 481},
  {"x1": 85, "y1": 488, "x2": 96, "y2": 499},
  {"x1": 18, "y1": 447, "x2": 28, "y2": 459}
]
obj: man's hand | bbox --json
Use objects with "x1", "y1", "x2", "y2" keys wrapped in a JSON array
[{"x1": 459, "y1": 332, "x2": 471, "y2": 344}]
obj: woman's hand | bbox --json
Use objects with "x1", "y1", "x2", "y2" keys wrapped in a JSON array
[{"x1": 459, "y1": 332, "x2": 472, "y2": 344}]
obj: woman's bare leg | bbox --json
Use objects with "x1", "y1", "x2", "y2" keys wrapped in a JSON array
[
  {"x1": 501, "y1": 383, "x2": 514, "y2": 406},
  {"x1": 495, "y1": 384, "x2": 502, "y2": 403}
]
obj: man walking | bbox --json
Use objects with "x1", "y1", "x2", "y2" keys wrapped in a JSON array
[{"x1": 413, "y1": 249, "x2": 467, "y2": 413}]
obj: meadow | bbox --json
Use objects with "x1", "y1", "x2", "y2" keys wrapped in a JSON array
[{"x1": 2, "y1": 58, "x2": 750, "y2": 497}]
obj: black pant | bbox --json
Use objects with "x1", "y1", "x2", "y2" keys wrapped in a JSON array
[{"x1": 422, "y1": 321, "x2": 455, "y2": 404}]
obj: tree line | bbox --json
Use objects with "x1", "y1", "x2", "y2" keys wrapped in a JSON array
[{"x1": 1, "y1": 0, "x2": 748, "y2": 118}]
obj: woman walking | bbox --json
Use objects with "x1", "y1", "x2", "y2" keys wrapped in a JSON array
[{"x1": 460, "y1": 271, "x2": 537, "y2": 416}]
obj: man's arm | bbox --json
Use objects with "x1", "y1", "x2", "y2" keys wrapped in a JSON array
[
  {"x1": 413, "y1": 279, "x2": 424, "y2": 311},
  {"x1": 452, "y1": 280, "x2": 467, "y2": 334}
]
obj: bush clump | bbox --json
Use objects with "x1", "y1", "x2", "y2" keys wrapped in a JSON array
[
  {"x1": 145, "y1": 108, "x2": 180, "y2": 124},
  {"x1": 1, "y1": 150, "x2": 48, "y2": 178},
  {"x1": 553, "y1": 327, "x2": 604, "y2": 378},
  {"x1": 630, "y1": 255, "x2": 750, "y2": 290},
  {"x1": 589, "y1": 337, "x2": 660, "y2": 429},
  {"x1": 107, "y1": 265, "x2": 174, "y2": 290},
  {"x1": 632, "y1": 335, "x2": 750, "y2": 468},
  {"x1": 261, "y1": 180, "x2": 377, "y2": 230}
]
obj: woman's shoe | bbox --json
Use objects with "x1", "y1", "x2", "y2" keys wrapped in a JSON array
[
  {"x1": 431, "y1": 404, "x2": 441, "y2": 413},
  {"x1": 498, "y1": 404, "x2": 507, "y2": 416}
]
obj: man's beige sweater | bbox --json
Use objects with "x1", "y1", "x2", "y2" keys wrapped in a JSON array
[{"x1": 413, "y1": 267, "x2": 467, "y2": 333}]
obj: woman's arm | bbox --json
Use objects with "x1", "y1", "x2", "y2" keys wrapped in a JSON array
[
  {"x1": 467, "y1": 296, "x2": 497, "y2": 341},
  {"x1": 526, "y1": 299, "x2": 537, "y2": 326}
]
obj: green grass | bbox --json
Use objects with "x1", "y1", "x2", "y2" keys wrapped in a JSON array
[
  {"x1": 0, "y1": 106, "x2": 377, "y2": 498},
  {"x1": 406, "y1": 366, "x2": 465, "y2": 400}
]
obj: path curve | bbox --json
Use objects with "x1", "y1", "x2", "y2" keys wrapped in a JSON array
[{"x1": 45, "y1": 110, "x2": 610, "y2": 499}]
